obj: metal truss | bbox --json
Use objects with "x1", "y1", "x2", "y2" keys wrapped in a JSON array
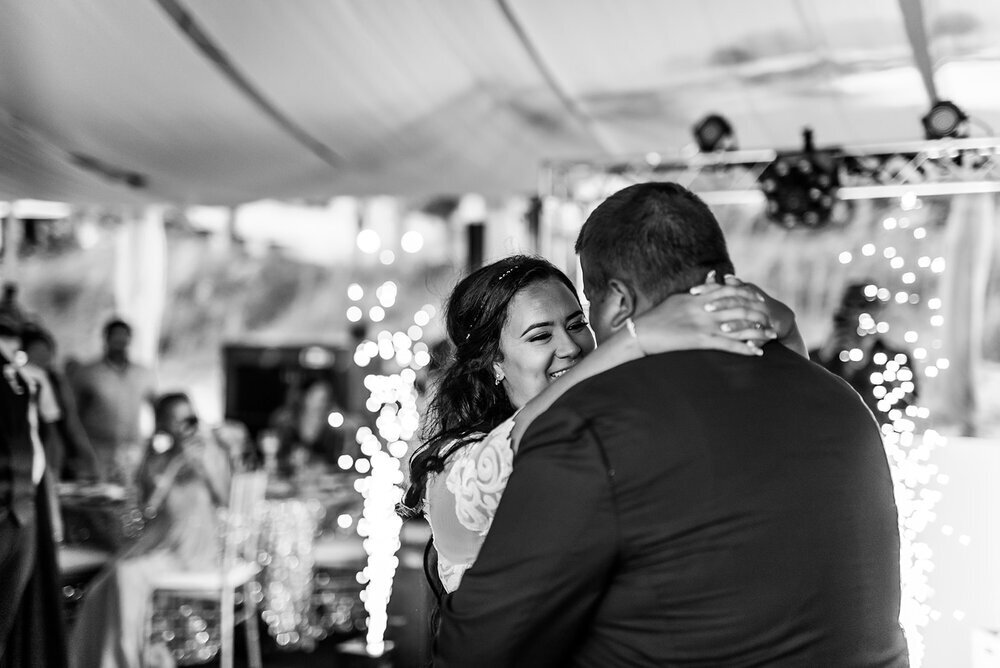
[{"x1": 540, "y1": 137, "x2": 1000, "y2": 206}]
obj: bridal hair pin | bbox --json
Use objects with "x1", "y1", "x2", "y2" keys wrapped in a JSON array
[
  {"x1": 496, "y1": 264, "x2": 520, "y2": 283},
  {"x1": 460, "y1": 263, "x2": 521, "y2": 343},
  {"x1": 458, "y1": 262, "x2": 525, "y2": 345}
]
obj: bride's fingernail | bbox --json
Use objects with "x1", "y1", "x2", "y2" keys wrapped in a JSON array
[
  {"x1": 704, "y1": 302, "x2": 717, "y2": 312},
  {"x1": 706, "y1": 270, "x2": 717, "y2": 282},
  {"x1": 719, "y1": 322, "x2": 732, "y2": 332},
  {"x1": 690, "y1": 285, "x2": 705, "y2": 295}
]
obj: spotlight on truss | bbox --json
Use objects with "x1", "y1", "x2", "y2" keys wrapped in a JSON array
[
  {"x1": 922, "y1": 100, "x2": 969, "y2": 140},
  {"x1": 693, "y1": 114, "x2": 737, "y2": 152},
  {"x1": 759, "y1": 127, "x2": 840, "y2": 229}
]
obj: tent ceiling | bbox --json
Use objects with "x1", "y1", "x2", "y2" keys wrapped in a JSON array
[{"x1": 2, "y1": 0, "x2": 999, "y2": 205}]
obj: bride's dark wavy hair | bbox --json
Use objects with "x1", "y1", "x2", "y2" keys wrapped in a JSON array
[{"x1": 400, "y1": 254, "x2": 580, "y2": 515}]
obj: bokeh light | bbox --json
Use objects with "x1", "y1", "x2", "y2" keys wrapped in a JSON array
[{"x1": 356, "y1": 229, "x2": 381, "y2": 254}]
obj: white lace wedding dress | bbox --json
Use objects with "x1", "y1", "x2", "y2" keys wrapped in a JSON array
[{"x1": 423, "y1": 416, "x2": 517, "y2": 593}]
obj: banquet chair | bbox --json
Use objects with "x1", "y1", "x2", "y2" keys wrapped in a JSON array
[{"x1": 143, "y1": 470, "x2": 268, "y2": 668}]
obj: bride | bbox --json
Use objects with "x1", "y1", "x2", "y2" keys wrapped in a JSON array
[{"x1": 399, "y1": 255, "x2": 804, "y2": 594}]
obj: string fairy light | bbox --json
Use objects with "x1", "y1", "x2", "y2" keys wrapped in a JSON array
[
  {"x1": 833, "y1": 193, "x2": 957, "y2": 667},
  {"x1": 343, "y1": 273, "x2": 436, "y2": 656}
]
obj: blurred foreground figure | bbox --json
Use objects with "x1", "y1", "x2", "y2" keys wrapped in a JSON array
[
  {"x1": 21, "y1": 323, "x2": 98, "y2": 480},
  {"x1": 0, "y1": 315, "x2": 68, "y2": 668},
  {"x1": 435, "y1": 183, "x2": 908, "y2": 667},
  {"x1": 810, "y1": 281, "x2": 918, "y2": 427},
  {"x1": 71, "y1": 318, "x2": 156, "y2": 483},
  {"x1": 70, "y1": 392, "x2": 230, "y2": 668}
]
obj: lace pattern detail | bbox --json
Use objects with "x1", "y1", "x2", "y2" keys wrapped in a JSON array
[
  {"x1": 423, "y1": 416, "x2": 517, "y2": 592},
  {"x1": 437, "y1": 558, "x2": 470, "y2": 594},
  {"x1": 424, "y1": 468, "x2": 477, "y2": 594},
  {"x1": 445, "y1": 416, "x2": 516, "y2": 536}
]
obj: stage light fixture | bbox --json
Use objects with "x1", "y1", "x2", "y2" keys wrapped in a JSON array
[
  {"x1": 922, "y1": 100, "x2": 969, "y2": 140},
  {"x1": 758, "y1": 128, "x2": 840, "y2": 229},
  {"x1": 693, "y1": 114, "x2": 736, "y2": 152}
]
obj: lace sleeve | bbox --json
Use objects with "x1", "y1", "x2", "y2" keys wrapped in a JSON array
[{"x1": 445, "y1": 416, "x2": 517, "y2": 536}]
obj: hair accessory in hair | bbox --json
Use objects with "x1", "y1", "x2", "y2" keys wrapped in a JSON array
[
  {"x1": 460, "y1": 263, "x2": 520, "y2": 344},
  {"x1": 496, "y1": 264, "x2": 520, "y2": 283}
]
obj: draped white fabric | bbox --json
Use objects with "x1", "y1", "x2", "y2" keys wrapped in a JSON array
[
  {"x1": 931, "y1": 193, "x2": 996, "y2": 434},
  {"x1": 2, "y1": 0, "x2": 1000, "y2": 204},
  {"x1": 113, "y1": 207, "x2": 167, "y2": 368}
]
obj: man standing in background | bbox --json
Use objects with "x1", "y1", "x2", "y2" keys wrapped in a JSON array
[
  {"x1": 71, "y1": 318, "x2": 156, "y2": 484},
  {"x1": 0, "y1": 315, "x2": 67, "y2": 668}
]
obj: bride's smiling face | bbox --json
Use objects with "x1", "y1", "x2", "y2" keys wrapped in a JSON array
[{"x1": 494, "y1": 277, "x2": 596, "y2": 409}]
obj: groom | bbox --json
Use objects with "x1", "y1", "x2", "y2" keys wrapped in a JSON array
[{"x1": 434, "y1": 182, "x2": 908, "y2": 666}]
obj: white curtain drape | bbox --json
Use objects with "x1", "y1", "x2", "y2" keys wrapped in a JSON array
[
  {"x1": 930, "y1": 193, "x2": 996, "y2": 435},
  {"x1": 113, "y1": 207, "x2": 166, "y2": 369}
]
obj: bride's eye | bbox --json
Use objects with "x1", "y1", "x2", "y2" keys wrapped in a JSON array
[
  {"x1": 529, "y1": 332, "x2": 552, "y2": 343},
  {"x1": 568, "y1": 318, "x2": 589, "y2": 331}
]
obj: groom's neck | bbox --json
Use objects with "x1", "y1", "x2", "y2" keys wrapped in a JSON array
[{"x1": 631, "y1": 291, "x2": 657, "y2": 319}]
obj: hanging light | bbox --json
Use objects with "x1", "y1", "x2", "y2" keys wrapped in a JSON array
[
  {"x1": 921, "y1": 101, "x2": 969, "y2": 140},
  {"x1": 758, "y1": 128, "x2": 840, "y2": 229},
  {"x1": 692, "y1": 114, "x2": 737, "y2": 152}
]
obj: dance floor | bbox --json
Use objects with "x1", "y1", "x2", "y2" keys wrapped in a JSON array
[{"x1": 58, "y1": 439, "x2": 997, "y2": 667}]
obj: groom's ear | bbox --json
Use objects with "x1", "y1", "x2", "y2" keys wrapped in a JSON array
[{"x1": 605, "y1": 278, "x2": 637, "y2": 332}]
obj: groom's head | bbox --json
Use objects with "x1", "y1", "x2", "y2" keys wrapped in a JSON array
[{"x1": 576, "y1": 182, "x2": 734, "y2": 344}]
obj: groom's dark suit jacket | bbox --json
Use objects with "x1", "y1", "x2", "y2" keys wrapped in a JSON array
[{"x1": 436, "y1": 342, "x2": 909, "y2": 667}]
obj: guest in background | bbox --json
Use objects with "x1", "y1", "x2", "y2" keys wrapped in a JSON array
[
  {"x1": 21, "y1": 323, "x2": 98, "y2": 481},
  {"x1": 212, "y1": 419, "x2": 257, "y2": 473},
  {"x1": 70, "y1": 318, "x2": 156, "y2": 484},
  {"x1": 0, "y1": 282, "x2": 29, "y2": 324},
  {"x1": 70, "y1": 392, "x2": 230, "y2": 668},
  {"x1": 810, "y1": 281, "x2": 919, "y2": 426},
  {"x1": 17, "y1": 325, "x2": 72, "y2": 543},
  {"x1": 0, "y1": 315, "x2": 68, "y2": 668},
  {"x1": 269, "y1": 378, "x2": 357, "y2": 470}
]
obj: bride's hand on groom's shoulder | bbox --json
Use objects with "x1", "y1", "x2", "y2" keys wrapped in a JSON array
[
  {"x1": 635, "y1": 271, "x2": 796, "y2": 357},
  {"x1": 690, "y1": 272, "x2": 806, "y2": 357}
]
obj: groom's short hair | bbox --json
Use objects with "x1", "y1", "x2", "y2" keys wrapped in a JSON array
[{"x1": 575, "y1": 182, "x2": 734, "y2": 302}]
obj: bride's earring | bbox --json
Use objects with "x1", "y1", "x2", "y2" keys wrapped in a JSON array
[{"x1": 494, "y1": 369, "x2": 504, "y2": 385}]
